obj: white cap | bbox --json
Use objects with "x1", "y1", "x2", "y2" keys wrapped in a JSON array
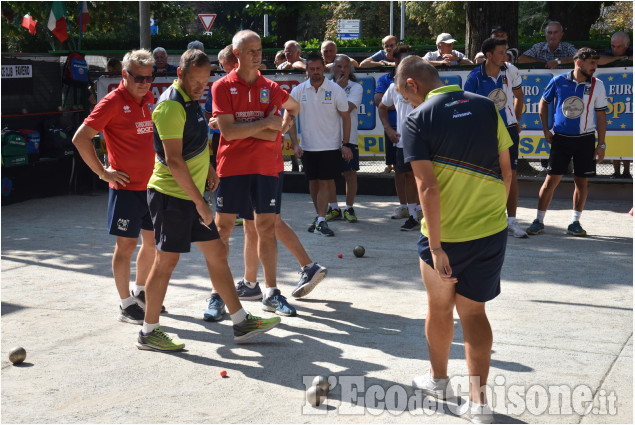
[{"x1": 436, "y1": 33, "x2": 456, "y2": 44}]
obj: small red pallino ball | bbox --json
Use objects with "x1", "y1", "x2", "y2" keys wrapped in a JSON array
[
  {"x1": 220, "y1": 370, "x2": 227, "y2": 377},
  {"x1": 338, "y1": 253, "x2": 343, "y2": 258}
]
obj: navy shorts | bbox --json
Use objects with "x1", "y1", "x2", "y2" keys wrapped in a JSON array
[
  {"x1": 506, "y1": 125, "x2": 519, "y2": 171},
  {"x1": 548, "y1": 133, "x2": 596, "y2": 177},
  {"x1": 216, "y1": 174, "x2": 279, "y2": 219},
  {"x1": 147, "y1": 188, "x2": 220, "y2": 253},
  {"x1": 341, "y1": 144, "x2": 360, "y2": 172},
  {"x1": 385, "y1": 126, "x2": 397, "y2": 165},
  {"x1": 107, "y1": 188, "x2": 153, "y2": 238},
  {"x1": 302, "y1": 149, "x2": 342, "y2": 181},
  {"x1": 395, "y1": 147, "x2": 413, "y2": 173},
  {"x1": 417, "y1": 228, "x2": 507, "y2": 303}
]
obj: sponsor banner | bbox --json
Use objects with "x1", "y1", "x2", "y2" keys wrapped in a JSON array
[
  {"x1": 1, "y1": 64, "x2": 33, "y2": 79},
  {"x1": 97, "y1": 67, "x2": 632, "y2": 159}
]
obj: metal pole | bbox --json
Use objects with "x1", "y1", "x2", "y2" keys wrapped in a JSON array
[
  {"x1": 139, "y1": 1, "x2": 151, "y2": 50},
  {"x1": 389, "y1": 1, "x2": 394, "y2": 36},
  {"x1": 400, "y1": 1, "x2": 405, "y2": 42},
  {"x1": 264, "y1": 14, "x2": 269, "y2": 37}
]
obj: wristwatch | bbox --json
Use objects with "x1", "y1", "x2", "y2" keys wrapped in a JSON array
[
  {"x1": 556, "y1": 58, "x2": 562, "y2": 65},
  {"x1": 597, "y1": 144, "x2": 606, "y2": 149}
]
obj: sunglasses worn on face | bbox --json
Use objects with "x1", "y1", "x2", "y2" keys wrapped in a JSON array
[{"x1": 126, "y1": 70, "x2": 155, "y2": 83}]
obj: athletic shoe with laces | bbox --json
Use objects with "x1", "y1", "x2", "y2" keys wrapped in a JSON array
[
  {"x1": 412, "y1": 371, "x2": 454, "y2": 400},
  {"x1": 325, "y1": 207, "x2": 342, "y2": 221},
  {"x1": 203, "y1": 293, "x2": 226, "y2": 322},
  {"x1": 136, "y1": 327, "x2": 185, "y2": 351},
  {"x1": 262, "y1": 289, "x2": 297, "y2": 316},
  {"x1": 400, "y1": 215, "x2": 419, "y2": 231},
  {"x1": 314, "y1": 221, "x2": 335, "y2": 236},
  {"x1": 233, "y1": 313, "x2": 281, "y2": 343},
  {"x1": 459, "y1": 401, "x2": 495, "y2": 424},
  {"x1": 118, "y1": 303, "x2": 145, "y2": 324},
  {"x1": 508, "y1": 220, "x2": 528, "y2": 238},
  {"x1": 567, "y1": 220, "x2": 587, "y2": 237},
  {"x1": 308, "y1": 216, "x2": 317, "y2": 233},
  {"x1": 391, "y1": 206, "x2": 408, "y2": 219},
  {"x1": 131, "y1": 290, "x2": 166, "y2": 313},
  {"x1": 343, "y1": 207, "x2": 358, "y2": 223},
  {"x1": 235, "y1": 279, "x2": 263, "y2": 300},
  {"x1": 526, "y1": 219, "x2": 544, "y2": 235},
  {"x1": 291, "y1": 263, "x2": 328, "y2": 298}
]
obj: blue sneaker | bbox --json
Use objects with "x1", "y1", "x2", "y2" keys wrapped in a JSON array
[
  {"x1": 235, "y1": 279, "x2": 263, "y2": 300},
  {"x1": 567, "y1": 221, "x2": 587, "y2": 237},
  {"x1": 526, "y1": 219, "x2": 544, "y2": 235},
  {"x1": 291, "y1": 263, "x2": 328, "y2": 298},
  {"x1": 262, "y1": 289, "x2": 297, "y2": 316},
  {"x1": 203, "y1": 294, "x2": 226, "y2": 322}
]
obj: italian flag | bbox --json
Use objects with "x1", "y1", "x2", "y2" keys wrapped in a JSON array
[
  {"x1": 47, "y1": 1, "x2": 68, "y2": 42},
  {"x1": 21, "y1": 13, "x2": 37, "y2": 35},
  {"x1": 80, "y1": 1, "x2": 91, "y2": 32}
]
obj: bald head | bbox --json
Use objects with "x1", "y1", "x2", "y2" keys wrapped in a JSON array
[
  {"x1": 232, "y1": 30, "x2": 260, "y2": 52},
  {"x1": 395, "y1": 56, "x2": 442, "y2": 106},
  {"x1": 321, "y1": 40, "x2": 337, "y2": 64}
]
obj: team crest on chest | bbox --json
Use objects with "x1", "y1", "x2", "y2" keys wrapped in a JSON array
[
  {"x1": 584, "y1": 85, "x2": 592, "y2": 95},
  {"x1": 324, "y1": 91, "x2": 332, "y2": 101},
  {"x1": 260, "y1": 88, "x2": 270, "y2": 103}
]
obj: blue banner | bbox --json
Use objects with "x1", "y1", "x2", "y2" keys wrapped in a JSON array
[
  {"x1": 597, "y1": 72, "x2": 633, "y2": 131},
  {"x1": 357, "y1": 77, "x2": 376, "y2": 130}
]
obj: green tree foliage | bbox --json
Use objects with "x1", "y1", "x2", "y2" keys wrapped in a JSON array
[
  {"x1": 592, "y1": 1, "x2": 633, "y2": 38},
  {"x1": 405, "y1": 1, "x2": 466, "y2": 43}
]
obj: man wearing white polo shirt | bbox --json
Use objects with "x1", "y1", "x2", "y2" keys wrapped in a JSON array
[{"x1": 288, "y1": 52, "x2": 352, "y2": 237}]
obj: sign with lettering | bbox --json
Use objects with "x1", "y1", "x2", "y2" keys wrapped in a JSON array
[{"x1": 1, "y1": 64, "x2": 33, "y2": 79}]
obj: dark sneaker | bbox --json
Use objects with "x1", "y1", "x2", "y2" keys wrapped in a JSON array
[
  {"x1": 622, "y1": 171, "x2": 632, "y2": 179},
  {"x1": 400, "y1": 216, "x2": 419, "y2": 231},
  {"x1": 308, "y1": 216, "x2": 317, "y2": 233},
  {"x1": 291, "y1": 263, "x2": 328, "y2": 298},
  {"x1": 262, "y1": 289, "x2": 297, "y2": 316},
  {"x1": 118, "y1": 303, "x2": 145, "y2": 325},
  {"x1": 233, "y1": 313, "x2": 281, "y2": 343},
  {"x1": 235, "y1": 279, "x2": 263, "y2": 300},
  {"x1": 526, "y1": 219, "x2": 544, "y2": 235},
  {"x1": 611, "y1": 171, "x2": 621, "y2": 179},
  {"x1": 131, "y1": 290, "x2": 166, "y2": 313},
  {"x1": 325, "y1": 207, "x2": 342, "y2": 221},
  {"x1": 567, "y1": 221, "x2": 587, "y2": 237},
  {"x1": 315, "y1": 221, "x2": 334, "y2": 236},
  {"x1": 136, "y1": 327, "x2": 185, "y2": 351},
  {"x1": 343, "y1": 207, "x2": 358, "y2": 223},
  {"x1": 203, "y1": 294, "x2": 226, "y2": 322}
]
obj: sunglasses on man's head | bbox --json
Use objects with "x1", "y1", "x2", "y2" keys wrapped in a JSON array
[
  {"x1": 126, "y1": 70, "x2": 155, "y2": 83},
  {"x1": 575, "y1": 51, "x2": 600, "y2": 61}
]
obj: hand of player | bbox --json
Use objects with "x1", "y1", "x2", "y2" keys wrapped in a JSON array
[
  {"x1": 594, "y1": 146, "x2": 606, "y2": 162},
  {"x1": 543, "y1": 131, "x2": 553, "y2": 144},
  {"x1": 342, "y1": 145, "x2": 353, "y2": 162},
  {"x1": 516, "y1": 123, "x2": 522, "y2": 134},
  {"x1": 208, "y1": 116, "x2": 219, "y2": 130},
  {"x1": 196, "y1": 202, "x2": 214, "y2": 228},
  {"x1": 293, "y1": 143, "x2": 303, "y2": 158},
  {"x1": 265, "y1": 106, "x2": 283, "y2": 131},
  {"x1": 102, "y1": 166, "x2": 130, "y2": 189},
  {"x1": 431, "y1": 249, "x2": 458, "y2": 284},
  {"x1": 207, "y1": 165, "x2": 219, "y2": 192},
  {"x1": 335, "y1": 72, "x2": 348, "y2": 88},
  {"x1": 386, "y1": 127, "x2": 400, "y2": 145}
]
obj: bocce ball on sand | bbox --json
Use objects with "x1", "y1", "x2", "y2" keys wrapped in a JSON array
[
  {"x1": 353, "y1": 245, "x2": 365, "y2": 257},
  {"x1": 306, "y1": 385, "x2": 326, "y2": 407},
  {"x1": 9, "y1": 346, "x2": 26, "y2": 365}
]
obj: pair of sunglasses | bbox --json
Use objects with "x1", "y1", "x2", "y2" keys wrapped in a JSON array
[{"x1": 126, "y1": 70, "x2": 155, "y2": 83}]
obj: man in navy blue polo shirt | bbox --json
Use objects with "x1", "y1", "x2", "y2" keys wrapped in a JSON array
[
  {"x1": 465, "y1": 37, "x2": 527, "y2": 238},
  {"x1": 526, "y1": 48, "x2": 608, "y2": 237}
]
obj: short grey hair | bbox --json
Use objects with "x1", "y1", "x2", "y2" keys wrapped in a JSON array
[
  {"x1": 152, "y1": 47, "x2": 167, "y2": 57},
  {"x1": 122, "y1": 49, "x2": 154, "y2": 69},
  {"x1": 612, "y1": 31, "x2": 631, "y2": 47},
  {"x1": 232, "y1": 30, "x2": 260, "y2": 52},
  {"x1": 394, "y1": 56, "x2": 440, "y2": 91},
  {"x1": 284, "y1": 40, "x2": 301, "y2": 52},
  {"x1": 545, "y1": 21, "x2": 563, "y2": 33},
  {"x1": 187, "y1": 40, "x2": 205, "y2": 51}
]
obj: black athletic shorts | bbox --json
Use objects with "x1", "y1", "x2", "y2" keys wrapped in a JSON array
[
  {"x1": 396, "y1": 147, "x2": 412, "y2": 173},
  {"x1": 385, "y1": 126, "x2": 397, "y2": 165},
  {"x1": 216, "y1": 174, "x2": 279, "y2": 218},
  {"x1": 107, "y1": 188, "x2": 153, "y2": 238},
  {"x1": 341, "y1": 144, "x2": 360, "y2": 172},
  {"x1": 506, "y1": 124, "x2": 519, "y2": 171},
  {"x1": 302, "y1": 149, "x2": 342, "y2": 181},
  {"x1": 547, "y1": 133, "x2": 596, "y2": 177}
]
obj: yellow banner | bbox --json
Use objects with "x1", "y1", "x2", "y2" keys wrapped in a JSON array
[{"x1": 518, "y1": 134, "x2": 633, "y2": 159}]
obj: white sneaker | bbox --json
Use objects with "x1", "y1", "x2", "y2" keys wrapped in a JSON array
[
  {"x1": 391, "y1": 206, "x2": 408, "y2": 219},
  {"x1": 412, "y1": 371, "x2": 454, "y2": 400},
  {"x1": 459, "y1": 401, "x2": 494, "y2": 424},
  {"x1": 508, "y1": 220, "x2": 528, "y2": 238}
]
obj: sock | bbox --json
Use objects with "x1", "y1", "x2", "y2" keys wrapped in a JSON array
[
  {"x1": 345, "y1": 205, "x2": 353, "y2": 210},
  {"x1": 211, "y1": 289, "x2": 219, "y2": 296},
  {"x1": 121, "y1": 296, "x2": 135, "y2": 309},
  {"x1": 133, "y1": 285, "x2": 145, "y2": 296},
  {"x1": 317, "y1": 216, "x2": 326, "y2": 224},
  {"x1": 329, "y1": 202, "x2": 339, "y2": 210},
  {"x1": 243, "y1": 279, "x2": 257, "y2": 289},
  {"x1": 416, "y1": 204, "x2": 422, "y2": 212},
  {"x1": 507, "y1": 216, "x2": 516, "y2": 226},
  {"x1": 571, "y1": 210, "x2": 582, "y2": 223},
  {"x1": 407, "y1": 203, "x2": 417, "y2": 218},
  {"x1": 537, "y1": 210, "x2": 546, "y2": 223},
  {"x1": 400, "y1": 203, "x2": 406, "y2": 209},
  {"x1": 264, "y1": 286, "x2": 278, "y2": 299},
  {"x1": 302, "y1": 262, "x2": 315, "y2": 270},
  {"x1": 230, "y1": 308, "x2": 248, "y2": 325},
  {"x1": 142, "y1": 321, "x2": 159, "y2": 335}
]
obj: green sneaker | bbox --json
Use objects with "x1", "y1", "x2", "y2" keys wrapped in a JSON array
[
  {"x1": 136, "y1": 327, "x2": 185, "y2": 352},
  {"x1": 233, "y1": 313, "x2": 281, "y2": 343},
  {"x1": 567, "y1": 221, "x2": 587, "y2": 237},
  {"x1": 343, "y1": 207, "x2": 358, "y2": 223},
  {"x1": 526, "y1": 219, "x2": 544, "y2": 235},
  {"x1": 325, "y1": 207, "x2": 342, "y2": 221},
  {"x1": 235, "y1": 217, "x2": 244, "y2": 226}
]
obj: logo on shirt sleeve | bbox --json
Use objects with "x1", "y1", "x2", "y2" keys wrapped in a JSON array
[
  {"x1": 562, "y1": 96, "x2": 584, "y2": 118},
  {"x1": 260, "y1": 88, "x2": 270, "y2": 103}
]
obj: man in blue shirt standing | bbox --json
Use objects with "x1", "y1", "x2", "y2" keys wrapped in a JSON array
[
  {"x1": 465, "y1": 37, "x2": 526, "y2": 238},
  {"x1": 527, "y1": 48, "x2": 608, "y2": 237}
]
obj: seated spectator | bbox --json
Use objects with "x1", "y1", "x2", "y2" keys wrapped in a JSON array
[
  {"x1": 359, "y1": 35, "x2": 398, "y2": 68},
  {"x1": 273, "y1": 49, "x2": 285, "y2": 68},
  {"x1": 423, "y1": 33, "x2": 473, "y2": 66},
  {"x1": 518, "y1": 21, "x2": 576, "y2": 69},
  {"x1": 599, "y1": 31, "x2": 633, "y2": 65},
  {"x1": 106, "y1": 57, "x2": 122, "y2": 73},
  {"x1": 475, "y1": 25, "x2": 519, "y2": 64},
  {"x1": 321, "y1": 40, "x2": 359, "y2": 71},
  {"x1": 151, "y1": 47, "x2": 177, "y2": 76},
  {"x1": 278, "y1": 40, "x2": 307, "y2": 70}
]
